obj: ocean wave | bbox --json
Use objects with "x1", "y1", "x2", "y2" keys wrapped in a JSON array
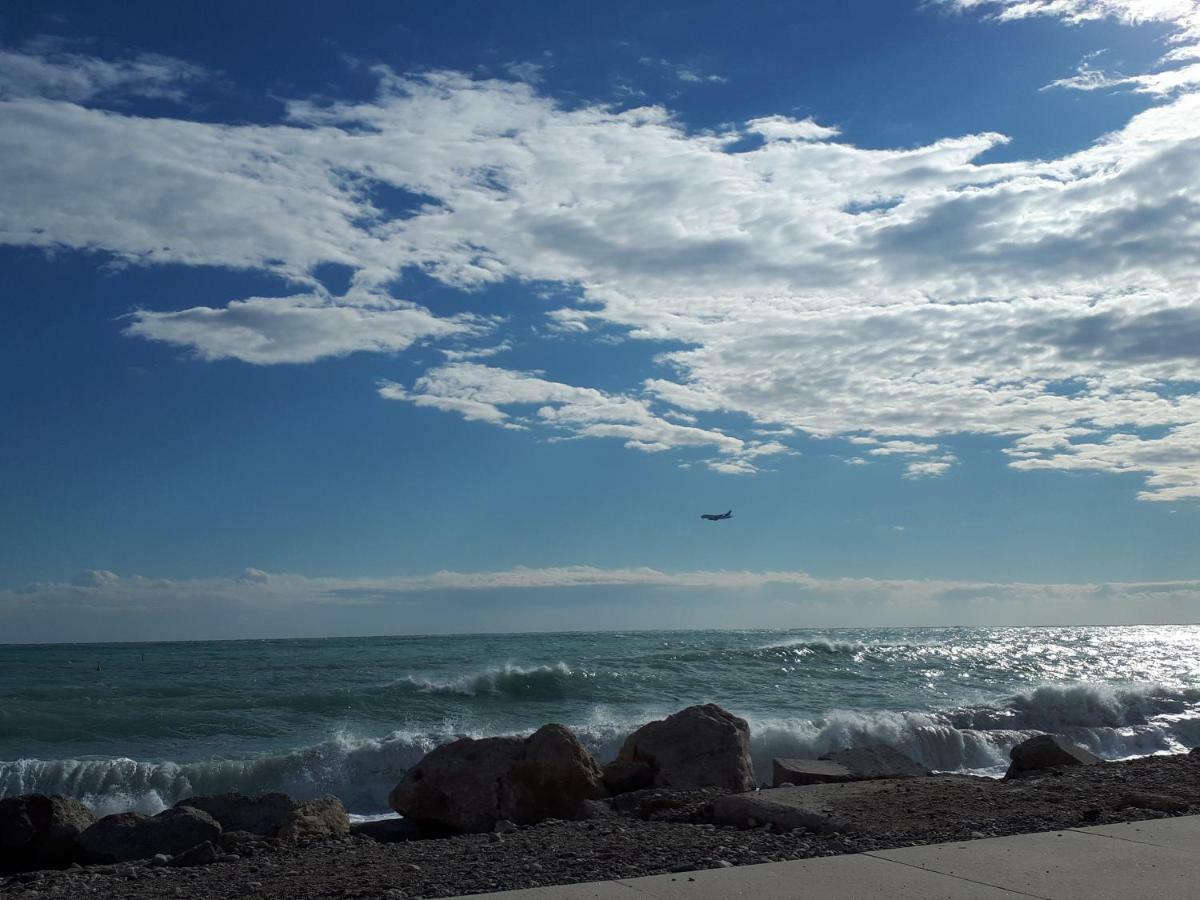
[
  {"x1": 400, "y1": 662, "x2": 579, "y2": 698},
  {"x1": 5, "y1": 682, "x2": 1198, "y2": 816},
  {"x1": 757, "y1": 638, "x2": 869, "y2": 656}
]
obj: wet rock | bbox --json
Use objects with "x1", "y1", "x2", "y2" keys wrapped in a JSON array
[
  {"x1": 1005, "y1": 735, "x2": 1101, "y2": 779},
  {"x1": 389, "y1": 724, "x2": 606, "y2": 832},
  {"x1": 617, "y1": 704, "x2": 754, "y2": 792},
  {"x1": 78, "y1": 807, "x2": 221, "y2": 864},
  {"x1": 0, "y1": 794, "x2": 96, "y2": 873}
]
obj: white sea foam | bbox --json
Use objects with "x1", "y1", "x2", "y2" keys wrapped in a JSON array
[{"x1": 4, "y1": 681, "x2": 1198, "y2": 814}]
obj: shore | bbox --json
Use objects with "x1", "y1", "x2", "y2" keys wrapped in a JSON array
[{"x1": 4, "y1": 750, "x2": 1200, "y2": 900}]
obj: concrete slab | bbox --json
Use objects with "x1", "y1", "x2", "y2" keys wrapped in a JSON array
[
  {"x1": 822, "y1": 745, "x2": 930, "y2": 779},
  {"x1": 712, "y1": 781, "x2": 898, "y2": 833},
  {"x1": 870, "y1": 828, "x2": 1200, "y2": 900},
  {"x1": 1073, "y1": 814, "x2": 1200, "y2": 851},
  {"x1": 618, "y1": 854, "x2": 1028, "y2": 899},
  {"x1": 772, "y1": 758, "x2": 853, "y2": 787}
]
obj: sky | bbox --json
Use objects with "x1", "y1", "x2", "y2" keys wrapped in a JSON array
[{"x1": 2, "y1": 0, "x2": 1199, "y2": 642}]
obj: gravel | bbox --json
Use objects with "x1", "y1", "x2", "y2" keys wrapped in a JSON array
[{"x1": 3, "y1": 751, "x2": 1199, "y2": 900}]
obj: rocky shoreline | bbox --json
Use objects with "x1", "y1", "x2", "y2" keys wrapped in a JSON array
[{"x1": 4, "y1": 704, "x2": 1200, "y2": 899}]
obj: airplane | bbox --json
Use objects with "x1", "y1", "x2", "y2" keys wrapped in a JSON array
[{"x1": 701, "y1": 510, "x2": 732, "y2": 521}]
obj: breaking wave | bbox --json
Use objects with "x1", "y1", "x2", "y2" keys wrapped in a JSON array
[
  {"x1": 4, "y1": 682, "x2": 1198, "y2": 816},
  {"x1": 399, "y1": 662, "x2": 580, "y2": 698}
]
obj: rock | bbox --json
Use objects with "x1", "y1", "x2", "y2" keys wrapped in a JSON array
[
  {"x1": 177, "y1": 793, "x2": 349, "y2": 841},
  {"x1": 168, "y1": 841, "x2": 218, "y2": 867},
  {"x1": 349, "y1": 817, "x2": 450, "y2": 843},
  {"x1": 276, "y1": 798, "x2": 350, "y2": 842},
  {"x1": 617, "y1": 704, "x2": 754, "y2": 792},
  {"x1": 602, "y1": 759, "x2": 654, "y2": 795},
  {"x1": 0, "y1": 795, "x2": 96, "y2": 874},
  {"x1": 78, "y1": 807, "x2": 221, "y2": 864},
  {"x1": 577, "y1": 799, "x2": 618, "y2": 820},
  {"x1": 1118, "y1": 792, "x2": 1190, "y2": 814},
  {"x1": 772, "y1": 759, "x2": 853, "y2": 787},
  {"x1": 821, "y1": 746, "x2": 930, "y2": 779},
  {"x1": 1004, "y1": 734, "x2": 1101, "y2": 779},
  {"x1": 149, "y1": 854, "x2": 170, "y2": 867},
  {"x1": 389, "y1": 723, "x2": 606, "y2": 832},
  {"x1": 493, "y1": 819, "x2": 518, "y2": 834}
]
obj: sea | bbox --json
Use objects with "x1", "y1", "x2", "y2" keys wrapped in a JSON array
[{"x1": 3, "y1": 626, "x2": 1200, "y2": 819}]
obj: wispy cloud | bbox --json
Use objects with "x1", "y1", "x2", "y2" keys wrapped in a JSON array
[
  {"x1": 638, "y1": 56, "x2": 728, "y2": 84},
  {"x1": 5, "y1": 566, "x2": 1200, "y2": 642},
  {"x1": 0, "y1": 38, "x2": 207, "y2": 102}
]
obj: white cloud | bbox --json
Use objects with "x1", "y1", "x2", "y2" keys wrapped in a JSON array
[
  {"x1": 2, "y1": 24, "x2": 1200, "y2": 496},
  {"x1": 5, "y1": 566, "x2": 1200, "y2": 641},
  {"x1": 747, "y1": 115, "x2": 840, "y2": 142},
  {"x1": 379, "y1": 362, "x2": 790, "y2": 468},
  {"x1": 127, "y1": 293, "x2": 482, "y2": 364},
  {"x1": 0, "y1": 40, "x2": 206, "y2": 102}
]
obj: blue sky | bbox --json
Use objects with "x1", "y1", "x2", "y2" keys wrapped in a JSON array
[{"x1": 2, "y1": 0, "x2": 1199, "y2": 640}]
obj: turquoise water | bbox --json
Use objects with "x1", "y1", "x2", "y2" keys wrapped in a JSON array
[{"x1": 3, "y1": 626, "x2": 1200, "y2": 815}]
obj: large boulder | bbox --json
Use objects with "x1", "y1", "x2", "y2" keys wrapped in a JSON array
[
  {"x1": 389, "y1": 723, "x2": 605, "y2": 832},
  {"x1": 77, "y1": 806, "x2": 221, "y2": 864},
  {"x1": 1005, "y1": 734, "x2": 1101, "y2": 779},
  {"x1": 177, "y1": 793, "x2": 349, "y2": 841},
  {"x1": 0, "y1": 794, "x2": 96, "y2": 873},
  {"x1": 617, "y1": 704, "x2": 754, "y2": 792}
]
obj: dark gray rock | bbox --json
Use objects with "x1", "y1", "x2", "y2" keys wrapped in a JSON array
[
  {"x1": 168, "y1": 841, "x2": 218, "y2": 867},
  {"x1": 77, "y1": 806, "x2": 221, "y2": 864},
  {"x1": 0, "y1": 795, "x2": 96, "y2": 873},
  {"x1": 602, "y1": 759, "x2": 654, "y2": 795},
  {"x1": 617, "y1": 704, "x2": 755, "y2": 792},
  {"x1": 349, "y1": 818, "x2": 452, "y2": 843},
  {"x1": 1005, "y1": 734, "x2": 1101, "y2": 779},
  {"x1": 389, "y1": 723, "x2": 606, "y2": 832},
  {"x1": 176, "y1": 793, "x2": 348, "y2": 841}
]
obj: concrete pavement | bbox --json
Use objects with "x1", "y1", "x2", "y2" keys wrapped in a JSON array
[{"x1": 447, "y1": 815, "x2": 1200, "y2": 899}]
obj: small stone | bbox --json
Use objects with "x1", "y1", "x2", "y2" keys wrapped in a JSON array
[
  {"x1": 247, "y1": 881, "x2": 264, "y2": 889},
  {"x1": 220, "y1": 853, "x2": 240, "y2": 862},
  {"x1": 488, "y1": 832, "x2": 503, "y2": 843},
  {"x1": 403, "y1": 863, "x2": 421, "y2": 873},
  {"x1": 150, "y1": 854, "x2": 171, "y2": 867},
  {"x1": 494, "y1": 819, "x2": 518, "y2": 834},
  {"x1": 716, "y1": 859, "x2": 733, "y2": 868}
]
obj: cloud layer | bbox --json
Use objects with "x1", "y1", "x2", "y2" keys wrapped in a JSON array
[
  {"x1": 5, "y1": 566, "x2": 1200, "y2": 642},
  {"x1": 2, "y1": 3, "x2": 1200, "y2": 496}
]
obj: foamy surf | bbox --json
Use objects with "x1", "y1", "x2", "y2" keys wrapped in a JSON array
[{"x1": 4, "y1": 680, "x2": 1198, "y2": 815}]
